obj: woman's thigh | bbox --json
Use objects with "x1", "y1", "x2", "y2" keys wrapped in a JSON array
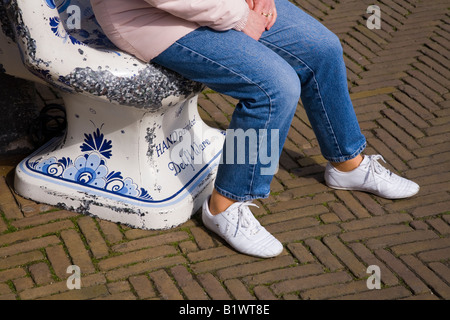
[
  {"x1": 260, "y1": 0, "x2": 343, "y2": 66},
  {"x1": 152, "y1": 26, "x2": 300, "y2": 111},
  {"x1": 152, "y1": 25, "x2": 302, "y2": 138}
]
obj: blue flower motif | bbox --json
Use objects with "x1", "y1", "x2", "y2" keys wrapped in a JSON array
[
  {"x1": 63, "y1": 153, "x2": 107, "y2": 188},
  {"x1": 49, "y1": 17, "x2": 65, "y2": 38},
  {"x1": 35, "y1": 156, "x2": 56, "y2": 172},
  {"x1": 118, "y1": 178, "x2": 139, "y2": 197},
  {"x1": 35, "y1": 157, "x2": 65, "y2": 176},
  {"x1": 105, "y1": 176, "x2": 139, "y2": 197},
  {"x1": 81, "y1": 129, "x2": 112, "y2": 159},
  {"x1": 49, "y1": 15, "x2": 84, "y2": 46},
  {"x1": 29, "y1": 128, "x2": 152, "y2": 201}
]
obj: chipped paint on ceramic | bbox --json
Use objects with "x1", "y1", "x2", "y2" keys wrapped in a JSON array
[
  {"x1": 3, "y1": 0, "x2": 203, "y2": 109},
  {"x1": 59, "y1": 65, "x2": 202, "y2": 109}
]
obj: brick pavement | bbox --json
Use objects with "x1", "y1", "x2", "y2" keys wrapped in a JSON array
[{"x1": 0, "y1": 0, "x2": 449, "y2": 300}]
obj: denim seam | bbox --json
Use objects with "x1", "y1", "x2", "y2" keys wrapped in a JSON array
[
  {"x1": 259, "y1": 39, "x2": 344, "y2": 159},
  {"x1": 326, "y1": 141, "x2": 367, "y2": 163},
  {"x1": 214, "y1": 184, "x2": 270, "y2": 202},
  {"x1": 170, "y1": 41, "x2": 274, "y2": 199}
]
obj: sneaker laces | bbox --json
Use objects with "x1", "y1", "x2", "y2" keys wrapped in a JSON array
[
  {"x1": 365, "y1": 155, "x2": 393, "y2": 183},
  {"x1": 234, "y1": 202, "x2": 261, "y2": 237}
]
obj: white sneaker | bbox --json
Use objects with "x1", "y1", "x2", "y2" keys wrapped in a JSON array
[
  {"x1": 202, "y1": 197, "x2": 283, "y2": 258},
  {"x1": 325, "y1": 155, "x2": 420, "y2": 199}
]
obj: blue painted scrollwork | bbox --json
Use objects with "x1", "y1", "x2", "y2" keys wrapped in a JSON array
[{"x1": 29, "y1": 129, "x2": 153, "y2": 200}]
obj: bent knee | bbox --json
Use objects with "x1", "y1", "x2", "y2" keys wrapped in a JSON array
[
  {"x1": 268, "y1": 65, "x2": 301, "y2": 107},
  {"x1": 282, "y1": 72, "x2": 301, "y2": 106},
  {"x1": 318, "y1": 31, "x2": 344, "y2": 59}
]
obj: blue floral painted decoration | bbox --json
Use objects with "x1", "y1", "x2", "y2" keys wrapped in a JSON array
[
  {"x1": 45, "y1": 0, "x2": 72, "y2": 13},
  {"x1": 49, "y1": 16, "x2": 83, "y2": 45},
  {"x1": 29, "y1": 129, "x2": 153, "y2": 200},
  {"x1": 45, "y1": 0, "x2": 57, "y2": 9}
]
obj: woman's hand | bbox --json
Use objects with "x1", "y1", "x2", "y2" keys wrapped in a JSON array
[
  {"x1": 242, "y1": 9, "x2": 267, "y2": 40},
  {"x1": 246, "y1": 0, "x2": 277, "y2": 30}
]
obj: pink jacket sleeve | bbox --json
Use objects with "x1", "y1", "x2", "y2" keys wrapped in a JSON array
[{"x1": 144, "y1": 0, "x2": 249, "y2": 31}]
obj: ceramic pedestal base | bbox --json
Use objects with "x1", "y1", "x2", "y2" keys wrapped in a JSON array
[{"x1": 14, "y1": 92, "x2": 224, "y2": 230}]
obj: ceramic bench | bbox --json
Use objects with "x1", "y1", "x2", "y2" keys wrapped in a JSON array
[{"x1": 0, "y1": 0, "x2": 224, "y2": 229}]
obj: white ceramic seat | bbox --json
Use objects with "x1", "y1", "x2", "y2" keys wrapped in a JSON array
[{"x1": 0, "y1": 0, "x2": 224, "y2": 229}]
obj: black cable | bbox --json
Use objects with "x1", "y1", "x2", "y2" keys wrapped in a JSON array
[{"x1": 29, "y1": 103, "x2": 67, "y2": 148}]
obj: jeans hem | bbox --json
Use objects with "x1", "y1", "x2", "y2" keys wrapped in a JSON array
[
  {"x1": 213, "y1": 184, "x2": 270, "y2": 202},
  {"x1": 323, "y1": 140, "x2": 367, "y2": 163}
]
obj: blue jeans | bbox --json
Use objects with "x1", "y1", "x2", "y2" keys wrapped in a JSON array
[{"x1": 152, "y1": 0, "x2": 366, "y2": 202}]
